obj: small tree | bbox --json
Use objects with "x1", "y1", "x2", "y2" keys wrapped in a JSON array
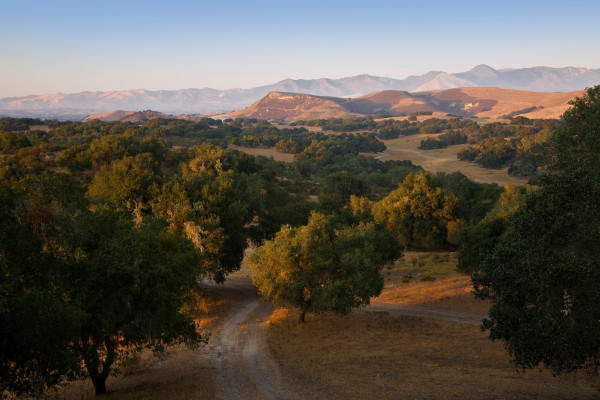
[{"x1": 249, "y1": 212, "x2": 401, "y2": 322}]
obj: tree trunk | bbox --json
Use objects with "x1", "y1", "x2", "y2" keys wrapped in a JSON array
[
  {"x1": 92, "y1": 375, "x2": 108, "y2": 395},
  {"x1": 84, "y1": 336, "x2": 116, "y2": 396},
  {"x1": 298, "y1": 309, "x2": 306, "y2": 323}
]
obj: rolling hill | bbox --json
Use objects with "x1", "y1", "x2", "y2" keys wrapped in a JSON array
[
  {"x1": 1, "y1": 65, "x2": 597, "y2": 119},
  {"x1": 221, "y1": 87, "x2": 583, "y2": 122}
]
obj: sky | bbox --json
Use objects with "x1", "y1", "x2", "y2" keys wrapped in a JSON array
[{"x1": 1, "y1": 0, "x2": 599, "y2": 97}]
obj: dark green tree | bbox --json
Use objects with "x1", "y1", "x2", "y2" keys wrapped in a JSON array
[
  {"x1": 473, "y1": 86, "x2": 600, "y2": 374},
  {"x1": 457, "y1": 185, "x2": 527, "y2": 274},
  {"x1": 0, "y1": 186, "x2": 83, "y2": 396},
  {"x1": 69, "y1": 212, "x2": 204, "y2": 394},
  {"x1": 0, "y1": 174, "x2": 205, "y2": 396}
]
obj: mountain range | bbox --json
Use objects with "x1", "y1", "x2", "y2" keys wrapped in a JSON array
[{"x1": 1, "y1": 65, "x2": 598, "y2": 120}]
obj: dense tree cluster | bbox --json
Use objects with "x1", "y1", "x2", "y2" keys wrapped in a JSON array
[
  {"x1": 291, "y1": 116, "x2": 478, "y2": 140},
  {"x1": 457, "y1": 119, "x2": 559, "y2": 176}
]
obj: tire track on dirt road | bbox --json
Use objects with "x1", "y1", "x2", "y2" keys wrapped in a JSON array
[
  {"x1": 206, "y1": 277, "x2": 299, "y2": 400},
  {"x1": 203, "y1": 270, "x2": 484, "y2": 399}
]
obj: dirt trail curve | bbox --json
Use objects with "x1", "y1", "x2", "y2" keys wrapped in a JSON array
[
  {"x1": 203, "y1": 274, "x2": 483, "y2": 399},
  {"x1": 204, "y1": 277, "x2": 300, "y2": 400}
]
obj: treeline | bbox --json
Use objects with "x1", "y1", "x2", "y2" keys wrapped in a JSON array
[
  {"x1": 419, "y1": 131, "x2": 468, "y2": 149},
  {"x1": 291, "y1": 116, "x2": 478, "y2": 139}
]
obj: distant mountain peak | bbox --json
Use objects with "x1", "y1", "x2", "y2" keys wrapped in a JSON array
[{"x1": 469, "y1": 64, "x2": 498, "y2": 77}]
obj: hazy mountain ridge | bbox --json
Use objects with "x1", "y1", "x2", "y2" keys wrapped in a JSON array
[{"x1": 1, "y1": 65, "x2": 598, "y2": 119}]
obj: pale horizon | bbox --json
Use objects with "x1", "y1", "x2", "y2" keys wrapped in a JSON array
[{"x1": 1, "y1": 0, "x2": 600, "y2": 98}]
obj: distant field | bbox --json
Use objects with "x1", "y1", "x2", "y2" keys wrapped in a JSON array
[
  {"x1": 29, "y1": 124, "x2": 51, "y2": 132},
  {"x1": 228, "y1": 144, "x2": 296, "y2": 162},
  {"x1": 374, "y1": 133, "x2": 527, "y2": 186},
  {"x1": 282, "y1": 119, "x2": 527, "y2": 187}
]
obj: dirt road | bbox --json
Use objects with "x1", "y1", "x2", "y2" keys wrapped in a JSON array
[
  {"x1": 203, "y1": 271, "x2": 486, "y2": 399},
  {"x1": 205, "y1": 276, "x2": 299, "y2": 400}
]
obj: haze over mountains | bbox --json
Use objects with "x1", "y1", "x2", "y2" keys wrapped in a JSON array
[{"x1": 1, "y1": 65, "x2": 598, "y2": 120}]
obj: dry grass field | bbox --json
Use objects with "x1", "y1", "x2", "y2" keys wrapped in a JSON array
[
  {"x1": 375, "y1": 133, "x2": 527, "y2": 186},
  {"x1": 265, "y1": 310, "x2": 599, "y2": 400},
  {"x1": 228, "y1": 144, "x2": 296, "y2": 162},
  {"x1": 265, "y1": 251, "x2": 599, "y2": 399}
]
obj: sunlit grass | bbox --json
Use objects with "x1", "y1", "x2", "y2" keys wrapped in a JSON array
[{"x1": 266, "y1": 304, "x2": 599, "y2": 399}]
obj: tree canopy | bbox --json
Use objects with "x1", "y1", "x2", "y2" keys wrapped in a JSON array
[
  {"x1": 0, "y1": 174, "x2": 205, "y2": 396},
  {"x1": 372, "y1": 172, "x2": 458, "y2": 247}
]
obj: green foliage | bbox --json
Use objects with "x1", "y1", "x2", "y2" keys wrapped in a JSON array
[
  {"x1": 372, "y1": 172, "x2": 458, "y2": 247},
  {"x1": 432, "y1": 171, "x2": 502, "y2": 223},
  {"x1": 318, "y1": 171, "x2": 368, "y2": 211},
  {"x1": 456, "y1": 119, "x2": 558, "y2": 176},
  {"x1": 295, "y1": 133, "x2": 385, "y2": 161},
  {"x1": 249, "y1": 212, "x2": 401, "y2": 322},
  {"x1": 456, "y1": 184, "x2": 527, "y2": 274},
  {"x1": 472, "y1": 86, "x2": 600, "y2": 374},
  {"x1": 507, "y1": 154, "x2": 537, "y2": 177},
  {"x1": 0, "y1": 185, "x2": 83, "y2": 396},
  {"x1": 0, "y1": 174, "x2": 205, "y2": 396},
  {"x1": 88, "y1": 153, "x2": 162, "y2": 205}
]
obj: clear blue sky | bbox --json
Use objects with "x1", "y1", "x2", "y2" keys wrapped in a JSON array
[{"x1": 1, "y1": 0, "x2": 599, "y2": 97}]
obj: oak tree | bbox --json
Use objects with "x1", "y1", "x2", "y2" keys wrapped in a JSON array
[{"x1": 249, "y1": 212, "x2": 401, "y2": 322}]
